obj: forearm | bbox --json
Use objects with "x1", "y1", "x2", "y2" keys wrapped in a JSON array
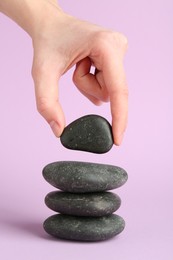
[{"x1": 0, "y1": 0, "x2": 62, "y2": 37}]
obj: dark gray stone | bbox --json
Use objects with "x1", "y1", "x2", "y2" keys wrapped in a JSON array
[
  {"x1": 60, "y1": 114, "x2": 113, "y2": 154},
  {"x1": 45, "y1": 191, "x2": 121, "y2": 217},
  {"x1": 43, "y1": 214, "x2": 125, "y2": 241},
  {"x1": 42, "y1": 161, "x2": 128, "y2": 193}
]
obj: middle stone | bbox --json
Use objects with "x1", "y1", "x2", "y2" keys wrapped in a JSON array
[{"x1": 45, "y1": 191, "x2": 121, "y2": 217}]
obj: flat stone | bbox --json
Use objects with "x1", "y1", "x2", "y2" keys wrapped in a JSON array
[
  {"x1": 43, "y1": 214, "x2": 125, "y2": 241},
  {"x1": 60, "y1": 114, "x2": 113, "y2": 154},
  {"x1": 42, "y1": 161, "x2": 128, "y2": 193},
  {"x1": 45, "y1": 191, "x2": 121, "y2": 217}
]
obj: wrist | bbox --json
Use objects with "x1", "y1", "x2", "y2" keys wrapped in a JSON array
[{"x1": 0, "y1": 0, "x2": 63, "y2": 37}]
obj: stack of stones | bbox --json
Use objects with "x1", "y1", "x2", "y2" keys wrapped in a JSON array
[{"x1": 43, "y1": 115, "x2": 128, "y2": 242}]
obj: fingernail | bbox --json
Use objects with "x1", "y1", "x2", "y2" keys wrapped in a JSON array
[{"x1": 49, "y1": 121, "x2": 62, "y2": 137}]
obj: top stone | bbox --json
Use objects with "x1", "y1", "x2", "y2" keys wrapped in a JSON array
[
  {"x1": 60, "y1": 114, "x2": 113, "y2": 154},
  {"x1": 42, "y1": 161, "x2": 128, "y2": 193}
]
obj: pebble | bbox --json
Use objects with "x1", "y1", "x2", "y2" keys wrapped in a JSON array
[
  {"x1": 45, "y1": 191, "x2": 121, "y2": 217},
  {"x1": 60, "y1": 114, "x2": 113, "y2": 154},
  {"x1": 43, "y1": 161, "x2": 128, "y2": 193},
  {"x1": 43, "y1": 214, "x2": 125, "y2": 241}
]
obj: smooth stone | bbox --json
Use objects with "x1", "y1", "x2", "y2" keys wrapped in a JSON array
[
  {"x1": 43, "y1": 214, "x2": 125, "y2": 241},
  {"x1": 60, "y1": 114, "x2": 113, "y2": 154},
  {"x1": 42, "y1": 161, "x2": 128, "y2": 193},
  {"x1": 45, "y1": 191, "x2": 121, "y2": 217}
]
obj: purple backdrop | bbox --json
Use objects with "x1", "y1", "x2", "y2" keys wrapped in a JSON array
[{"x1": 0, "y1": 0, "x2": 172, "y2": 259}]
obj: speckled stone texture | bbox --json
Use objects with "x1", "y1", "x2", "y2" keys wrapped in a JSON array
[
  {"x1": 43, "y1": 214, "x2": 125, "y2": 241},
  {"x1": 60, "y1": 115, "x2": 113, "y2": 154},
  {"x1": 45, "y1": 191, "x2": 121, "y2": 217},
  {"x1": 43, "y1": 161, "x2": 128, "y2": 193}
]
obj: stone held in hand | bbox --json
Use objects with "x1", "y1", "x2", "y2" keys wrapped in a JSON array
[
  {"x1": 45, "y1": 191, "x2": 121, "y2": 217},
  {"x1": 60, "y1": 114, "x2": 114, "y2": 154},
  {"x1": 43, "y1": 214, "x2": 125, "y2": 242},
  {"x1": 42, "y1": 161, "x2": 128, "y2": 193}
]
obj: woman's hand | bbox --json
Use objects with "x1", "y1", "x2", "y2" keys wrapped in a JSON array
[{"x1": 0, "y1": 0, "x2": 128, "y2": 145}]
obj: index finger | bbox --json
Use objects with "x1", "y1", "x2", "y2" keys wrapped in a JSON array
[{"x1": 103, "y1": 52, "x2": 128, "y2": 145}]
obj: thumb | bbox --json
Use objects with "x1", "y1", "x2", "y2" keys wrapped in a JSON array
[{"x1": 32, "y1": 66, "x2": 65, "y2": 137}]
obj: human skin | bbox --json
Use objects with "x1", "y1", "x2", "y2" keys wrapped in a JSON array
[{"x1": 0, "y1": 0, "x2": 128, "y2": 145}]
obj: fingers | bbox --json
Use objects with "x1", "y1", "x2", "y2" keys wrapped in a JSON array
[
  {"x1": 73, "y1": 57, "x2": 109, "y2": 104},
  {"x1": 76, "y1": 88, "x2": 103, "y2": 106},
  {"x1": 73, "y1": 52, "x2": 128, "y2": 146},
  {"x1": 102, "y1": 50, "x2": 128, "y2": 146},
  {"x1": 32, "y1": 64, "x2": 65, "y2": 137}
]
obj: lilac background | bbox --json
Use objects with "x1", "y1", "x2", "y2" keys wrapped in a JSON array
[{"x1": 0, "y1": 0, "x2": 173, "y2": 259}]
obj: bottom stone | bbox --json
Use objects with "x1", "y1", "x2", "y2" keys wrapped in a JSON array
[{"x1": 43, "y1": 214, "x2": 125, "y2": 242}]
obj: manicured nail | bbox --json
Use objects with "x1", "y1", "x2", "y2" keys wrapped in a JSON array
[{"x1": 49, "y1": 121, "x2": 61, "y2": 137}]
